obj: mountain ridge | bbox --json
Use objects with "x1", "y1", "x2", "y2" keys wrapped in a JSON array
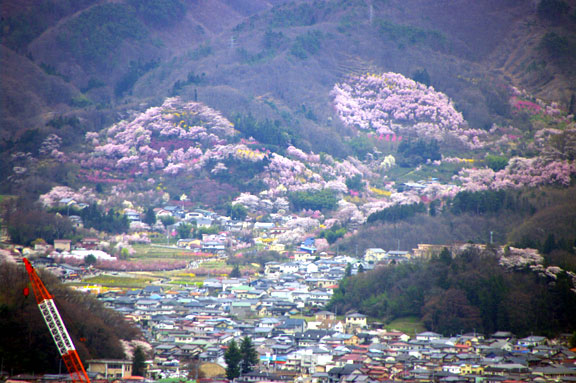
[{"x1": 2, "y1": 0, "x2": 575, "y2": 146}]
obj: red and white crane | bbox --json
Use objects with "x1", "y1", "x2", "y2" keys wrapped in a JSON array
[{"x1": 23, "y1": 258, "x2": 91, "y2": 383}]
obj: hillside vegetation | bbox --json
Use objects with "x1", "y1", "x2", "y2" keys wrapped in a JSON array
[
  {"x1": 1, "y1": 0, "x2": 576, "y2": 146},
  {"x1": 0, "y1": 261, "x2": 141, "y2": 374},
  {"x1": 328, "y1": 246, "x2": 576, "y2": 337}
]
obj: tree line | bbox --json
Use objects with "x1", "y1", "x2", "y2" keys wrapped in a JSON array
[
  {"x1": 366, "y1": 189, "x2": 535, "y2": 226},
  {"x1": 367, "y1": 202, "x2": 426, "y2": 224}
]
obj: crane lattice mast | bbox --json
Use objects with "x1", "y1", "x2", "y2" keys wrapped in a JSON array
[{"x1": 23, "y1": 258, "x2": 91, "y2": 383}]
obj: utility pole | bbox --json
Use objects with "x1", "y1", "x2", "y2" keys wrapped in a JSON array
[{"x1": 368, "y1": 0, "x2": 374, "y2": 25}]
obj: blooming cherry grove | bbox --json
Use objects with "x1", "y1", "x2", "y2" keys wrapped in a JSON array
[
  {"x1": 332, "y1": 72, "x2": 485, "y2": 148},
  {"x1": 88, "y1": 98, "x2": 238, "y2": 177},
  {"x1": 455, "y1": 157, "x2": 575, "y2": 191},
  {"x1": 29, "y1": 80, "x2": 574, "y2": 254}
]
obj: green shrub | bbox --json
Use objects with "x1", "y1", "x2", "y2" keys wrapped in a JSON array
[
  {"x1": 290, "y1": 31, "x2": 323, "y2": 59},
  {"x1": 540, "y1": 32, "x2": 570, "y2": 56},
  {"x1": 377, "y1": 19, "x2": 446, "y2": 50},
  {"x1": 484, "y1": 155, "x2": 508, "y2": 172},
  {"x1": 289, "y1": 189, "x2": 339, "y2": 211}
]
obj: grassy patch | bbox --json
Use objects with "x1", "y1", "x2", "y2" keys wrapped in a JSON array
[
  {"x1": 83, "y1": 275, "x2": 154, "y2": 288},
  {"x1": 385, "y1": 316, "x2": 426, "y2": 335},
  {"x1": 199, "y1": 260, "x2": 228, "y2": 269},
  {"x1": 168, "y1": 280, "x2": 204, "y2": 286},
  {"x1": 289, "y1": 314, "x2": 315, "y2": 322},
  {"x1": 386, "y1": 161, "x2": 469, "y2": 184},
  {"x1": 0, "y1": 195, "x2": 17, "y2": 203},
  {"x1": 130, "y1": 244, "x2": 190, "y2": 259}
]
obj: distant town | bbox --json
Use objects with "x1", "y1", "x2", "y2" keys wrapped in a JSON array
[{"x1": 2, "y1": 200, "x2": 576, "y2": 383}]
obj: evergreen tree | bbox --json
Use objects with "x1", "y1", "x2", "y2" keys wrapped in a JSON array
[
  {"x1": 542, "y1": 233, "x2": 557, "y2": 254},
  {"x1": 84, "y1": 254, "x2": 97, "y2": 266},
  {"x1": 345, "y1": 263, "x2": 352, "y2": 277},
  {"x1": 240, "y1": 336, "x2": 259, "y2": 374},
  {"x1": 227, "y1": 203, "x2": 248, "y2": 221},
  {"x1": 224, "y1": 339, "x2": 242, "y2": 379},
  {"x1": 230, "y1": 265, "x2": 242, "y2": 278},
  {"x1": 143, "y1": 207, "x2": 156, "y2": 226},
  {"x1": 132, "y1": 346, "x2": 147, "y2": 377},
  {"x1": 177, "y1": 223, "x2": 193, "y2": 239},
  {"x1": 160, "y1": 215, "x2": 175, "y2": 228}
]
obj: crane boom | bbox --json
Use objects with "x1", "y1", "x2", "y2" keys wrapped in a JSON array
[{"x1": 23, "y1": 258, "x2": 91, "y2": 383}]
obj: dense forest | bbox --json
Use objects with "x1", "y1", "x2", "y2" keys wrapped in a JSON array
[
  {"x1": 0, "y1": 261, "x2": 141, "y2": 374},
  {"x1": 328, "y1": 246, "x2": 576, "y2": 337},
  {"x1": 338, "y1": 186, "x2": 576, "y2": 256},
  {"x1": 1, "y1": 197, "x2": 130, "y2": 246}
]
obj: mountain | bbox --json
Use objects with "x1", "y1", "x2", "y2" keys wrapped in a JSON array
[
  {"x1": 1, "y1": 0, "x2": 576, "y2": 246},
  {"x1": 0, "y1": 0, "x2": 293, "y2": 140},
  {"x1": 2, "y1": 0, "x2": 575, "y2": 144}
]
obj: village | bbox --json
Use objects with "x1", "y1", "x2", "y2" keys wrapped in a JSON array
[
  {"x1": 3, "y1": 199, "x2": 576, "y2": 383},
  {"x1": 90, "y1": 269, "x2": 576, "y2": 383},
  {"x1": 11, "y1": 251, "x2": 576, "y2": 383}
]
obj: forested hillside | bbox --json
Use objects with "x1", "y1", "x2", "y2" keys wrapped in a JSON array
[
  {"x1": 337, "y1": 186, "x2": 576, "y2": 254},
  {"x1": 0, "y1": 261, "x2": 141, "y2": 374},
  {"x1": 2, "y1": 0, "x2": 576, "y2": 146},
  {"x1": 328, "y1": 246, "x2": 576, "y2": 337}
]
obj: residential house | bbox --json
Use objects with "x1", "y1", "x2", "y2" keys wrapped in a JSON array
[
  {"x1": 295, "y1": 330, "x2": 335, "y2": 347},
  {"x1": 307, "y1": 290, "x2": 332, "y2": 307},
  {"x1": 87, "y1": 360, "x2": 133, "y2": 379},
  {"x1": 346, "y1": 313, "x2": 367, "y2": 329},
  {"x1": 163, "y1": 205, "x2": 185, "y2": 218},
  {"x1": 518, "y1": 335, "x2": 547, "y2": 348},
  {"x1": 185, "y1": 211, "x2": 205, "y2": 221},
  {"x1": 34, "y1": 242, "x2": 51, "y2": 254},
  {"x1": 54, "y1": 239, "x2": 72, "y2": 252},
  {"x1": 142, "y1": 285, "x2": 164, "y2": 296},
  {"x1": 364, "y1": 248, "x2": 387, "y2": 263},
  {"x1": 415, "y1": 331, "x2": 442, "y2": 342},
  {"x1": 300, "y1": 238, "x2": 317, "y2": 254},
  {"x1": 196, "y1": 217, "x2": 214, "y2": 228},
  {"x1": 277, "y1": 318, "x2": 307, "y2": 334},
  {"x1": 315, "y1": 311, "x2": 336, "y2": 321},
  {"x1": 201, "y1": 234, "x2": 226, "y2": 253},
  {"x1": 294, "y1": 251, "x2": 316, "y2": 262},
  {"x1": 265, "y1": 262, "x2": 283, "y2": 277},
  {"x1": 125, "y1": 210, "x2": 141, "y2": 222},
  {"x1": 80, "y1": 238, "x2": 99, "y2": 250},
  {"x1": 230, "y1": 301, "x2": 254, "y2": 318},
  {"x1": 68, "y1": 215, "x2": 83, "y2": 228}
]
